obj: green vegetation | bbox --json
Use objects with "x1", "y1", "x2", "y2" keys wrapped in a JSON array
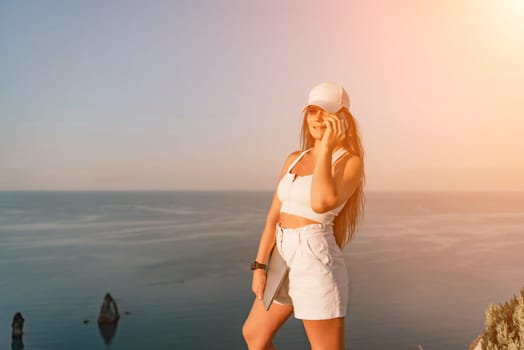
[{"x1": 482, "y1": 287, "x2": 524, "y2": 350}]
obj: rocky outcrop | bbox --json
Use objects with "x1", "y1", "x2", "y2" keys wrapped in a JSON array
[
  {"x1": 11, "y1": 312, "x2": 24, "y2": 338},
  {"x1": 97, "y1": 293, "x2": 120, "y2": 324}
]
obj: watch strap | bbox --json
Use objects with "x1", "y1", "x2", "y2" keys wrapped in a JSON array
[{"x1": 250, "y1": 261, "x2": 267, "y2": 271}]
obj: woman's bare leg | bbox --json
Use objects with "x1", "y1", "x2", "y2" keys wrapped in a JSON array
[
  {"x1": 242, "y1": 298, "x2": 293, "y2": 350},
  {"x1": 302, "y1": 317, "x2": 345, "y2": 350}
]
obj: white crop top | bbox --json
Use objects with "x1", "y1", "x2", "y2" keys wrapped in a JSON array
[{"x1": 277, "y1": 147, "x2": 349, "y2": 225}]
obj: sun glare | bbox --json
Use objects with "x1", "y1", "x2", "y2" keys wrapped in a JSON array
[
  {"x1": 512, "y1": 0, "x2": 524, "y2": 13},
  {"x1": 507, "y1": 0, "x2": 524, "y2": 20},
  {"x1": 489, "y1": 1, "x2": 524, "y2": 41}
]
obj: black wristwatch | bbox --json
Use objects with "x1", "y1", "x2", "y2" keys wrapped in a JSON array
[{"x1": 250, "y1": 261, "x2": 267, "y2": 271}]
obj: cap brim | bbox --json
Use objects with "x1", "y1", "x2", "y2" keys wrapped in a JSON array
[{"x1": 302, "y1": 101, "x2": 341, "y2": 114}]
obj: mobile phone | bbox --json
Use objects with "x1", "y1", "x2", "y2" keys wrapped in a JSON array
[{"x1": 338, "y1": 114, "x2": 348, "y2": 129}]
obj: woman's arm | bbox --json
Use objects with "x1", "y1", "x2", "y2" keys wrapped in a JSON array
[
  {"x1": 310, "y1": 110, "x2": 363, "y2": 213},
  {"x1": 311, "y1": 146, "x2": 363, "y2": 213},
  {"x1": 251, "y1": 150, "x2": 301, "y2": 300}
]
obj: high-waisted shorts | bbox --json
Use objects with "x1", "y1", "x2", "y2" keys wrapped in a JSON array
[{"x1": 273, "y1": 222, "x2": 349, "y2": 320}]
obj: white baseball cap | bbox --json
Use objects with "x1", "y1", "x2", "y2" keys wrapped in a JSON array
[{"x1": 303, "y1": 82, "x2": 350, "y2": 113}]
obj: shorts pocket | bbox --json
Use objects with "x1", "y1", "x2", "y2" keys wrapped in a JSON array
[{"x1": 305, "y1": 235, "x2": 333, "y2": 267}]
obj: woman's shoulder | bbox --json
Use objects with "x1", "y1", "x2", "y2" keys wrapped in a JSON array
[
  {"x1": 287, "y1": 149, "x2": 303, "y2": 159},
  {"x1": 277, "y1": 149, "x2": 303, "y2": 174},
  {"x1": 285, "y1": 149, "x2": 303, "y2": 164},
  {"x1": 338, "y1": 153, "x2": 363, "y2": 178},
  {"x1": 332, "y1": 150, "x2": 363, "y2": 176}
]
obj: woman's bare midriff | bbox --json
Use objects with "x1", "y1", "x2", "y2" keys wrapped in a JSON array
[{"x1": 279, "y1": 212, "x2": 322, "y2": 229}]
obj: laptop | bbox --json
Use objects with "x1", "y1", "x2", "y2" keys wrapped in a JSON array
[{"x1": 262, "y1": 244, "x2": 289, "y2": 310}]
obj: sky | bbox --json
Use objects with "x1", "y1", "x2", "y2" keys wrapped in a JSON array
[{"x1": 1, "y1": 0, "x2": 523, "y2": 191}]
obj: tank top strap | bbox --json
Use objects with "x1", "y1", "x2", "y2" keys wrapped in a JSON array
[
  {"x1": 331, "y1": 147, "x2": 349, "y2": 164},
  {"x1": 287, "y1": 147, "x2": 347, "y2": 172},
  {"x1": 287, "y1": 148, "x2": 312, "y2": 172}
]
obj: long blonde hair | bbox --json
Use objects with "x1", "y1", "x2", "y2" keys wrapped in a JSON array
[{"x1": 300, "y1": 107, "x2": 366, "y2": 248}]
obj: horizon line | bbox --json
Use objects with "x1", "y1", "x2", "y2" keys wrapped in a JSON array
[{"x1": 1, "y1": 189, "x2": 523, "y2": 194}]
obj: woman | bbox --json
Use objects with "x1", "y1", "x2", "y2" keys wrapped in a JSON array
[{"x1": 242, "y1": 82, "x2": 365, "y2": 350}]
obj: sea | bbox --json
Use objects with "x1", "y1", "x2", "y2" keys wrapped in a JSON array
[{"x1": 0, "y1": 190, "x2": 523, "y2": 350}]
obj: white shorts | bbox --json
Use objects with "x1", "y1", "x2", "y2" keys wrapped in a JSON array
[{"x1": 273, "y1": 222, "x2": 349, "y2": 320}]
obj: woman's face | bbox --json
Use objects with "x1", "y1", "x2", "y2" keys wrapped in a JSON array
[
  {"x1": 305, "y1": 106, "x2": 329, "y2": 140},
  {"x1": 305, "y1": 106, "x2": 350, "y2": 143}
]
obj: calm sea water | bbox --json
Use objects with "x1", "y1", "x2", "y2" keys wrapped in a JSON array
[{"x1": 0, "y1": 191, "x2": 523, "y2": 350}]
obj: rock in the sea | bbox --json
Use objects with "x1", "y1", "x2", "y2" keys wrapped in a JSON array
[
  {"x1": 11, "y1": 312, "x2": 24, "y2": 338},
  {"x1": 97, "y1": 293, "x2": 120, "y2": 324}
]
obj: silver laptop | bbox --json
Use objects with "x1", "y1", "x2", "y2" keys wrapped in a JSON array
[{"x1": 262, "y1": 245, "x2": 289, "y2": 310}]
